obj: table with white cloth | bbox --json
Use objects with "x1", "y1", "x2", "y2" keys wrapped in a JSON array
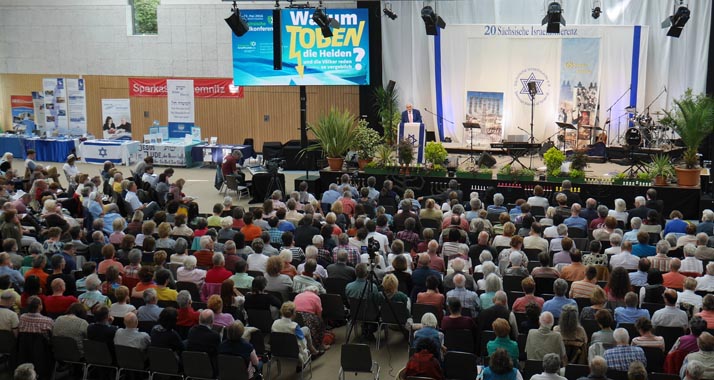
[
  {"x1": 23, "y1": 137, "x2": 79, "y2": 162},
  {"x1": 140, "y1": 140, "x2": 202, "y2": 167},
  {"x1": 78, "y1": 139, "x2": 141, "y2": 166}
]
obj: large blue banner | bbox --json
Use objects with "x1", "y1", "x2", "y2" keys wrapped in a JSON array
[{"x1": 232, "y1": 8, "x2": 369, "y2": 86}]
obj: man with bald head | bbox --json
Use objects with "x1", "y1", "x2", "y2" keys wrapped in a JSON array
[
  {"x1": 425, "y1": 240, "x2": 445, "y2": 273},
  {"x1": 187, "y1": 309, "x2": 221, "y2": 364},
  {"x1": 469, "y1": 231, "x2": 496, "y2": 264},
  {"x1": 652, "y1": 288, "x2": 689, "y2": 328},
  {"x1": 114, "y1": 312, "x2": 150, "y2": 351},
  {"x1": 663, "y1": 258, "x2": 687, "y2": 289},
  {"x1": 410, "y1": 253, "x2": 442, "y2": 302},
  {"x1": 478, "y1": 290, "x2": 518, "y2": 340},
  {"x1": 579, "y1": 198, "x2": 599, "y2": 223},
  {"x1": 526, "y1": 311, "x2": 566, "y2": 361},
  {"x1": 401, "y1": 103, "x2": 422, "y2": 123},
  {"x1": 443, "y1": 258, "x2": 476, "y2": 291},
  {"x1": 446, "y1": 274, "x2": 480, "y2": 315}
]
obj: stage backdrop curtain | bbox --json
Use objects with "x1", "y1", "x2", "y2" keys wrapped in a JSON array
[{"x1": 382, "y1": 0, "x2": 711, "y2": 143}]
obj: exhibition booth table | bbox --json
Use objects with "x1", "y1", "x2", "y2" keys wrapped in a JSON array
[
  {"x1": 24, "y1": 137, "x2": 78, "y2": 162},
  {"x1": 78, "y1": 139, "x2": 141, "y2": 165},
  {"x1": 140, "y1": 140, "x2": 202, "y2": 167}
]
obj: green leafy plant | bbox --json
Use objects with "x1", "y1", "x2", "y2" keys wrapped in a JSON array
[
  {"x1": 132, "y1": 0, "x2": 160, "y2": 34},
  {"x1": 614, "y1": 172, "x2": 628, "y2": 180},
  {"x1": 397, "y1": 139, "x2": 415, "y2": 165},
  {"x1": 570, "y1": 150, "x2": 588, "y2": 171},
  {"x1": 498, "y1": 164, "x2": 513, "y2": 176},
  {"x1": 543, "y1": 147, "x2": 566, "y2": 177},
  {"x1": 661, "y1": 89, "x2": 714, "y2": 169},
  {"x1": 373, "y1": 144, "x2": 396, "y2": 167},
  {"x1": 373, "y1": 86, "x2": 400, "y2": 145},
  {"x1": 518, "y1": 167, "x2": 536, "y2": 177},
  {"x1": 302, "y1": 108, "x2": 359, "y2": 158},
  {"x1": 637, "y1": 172, "x2": 652, "y2": 181},
  {"x1": 424, "y1": 141, "x2": 448, "y2": 169},
  {"x1": 646, "y1": 154, "x2": 675, "y2": 179},
  {"x1": 479, "y1": 167, "x2": 494, "y2": 175},
  {"x1": 570, "y1": 169, "x2": 586, "y2": 179},
  {"x1": 354, "y1": 120, "x2": 383, "y2": 160}
]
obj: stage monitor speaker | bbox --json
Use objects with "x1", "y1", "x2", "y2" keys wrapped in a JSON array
[
  {"x1": 478, "y1": 152, "x2": 496, "y2": 168},
  {"x1": 272, "y1": 9, "x2": 282, "y2": 70},
  {"x1": 425, "y1": 131, "x2": 436, "y2": 142}
]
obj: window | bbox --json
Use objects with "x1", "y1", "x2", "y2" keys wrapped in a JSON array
[{"x1": 130, "y1": 0, "x2": 160, "y2": 35}]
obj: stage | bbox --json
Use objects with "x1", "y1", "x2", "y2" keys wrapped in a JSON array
[{"x1": 316, "y1": 153, "x2": 704, "y2": 220}]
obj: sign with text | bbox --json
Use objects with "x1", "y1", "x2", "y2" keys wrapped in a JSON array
[
  {"x1": 101, "y1": 99, "x2": 132, "y2": 140},
  {"x1": 128, "y1": 78, "x2": 243, "y2": 98},
  {"x1": 66, "y1": 78, "x2": 87, "y2": 136},
  {"x1": 167, "y1": 80, "x2": 195, "y2": 124},
  {"x1": 42, "y1": 78, "x2": 69, "y2": 135},
  {"x1": 232, "y1": 8, "x2": 370, "y2": 86}
]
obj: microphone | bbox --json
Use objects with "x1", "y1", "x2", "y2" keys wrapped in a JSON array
[{"x1": 527, "y1": 82, "x2": 537, "y2": 96}]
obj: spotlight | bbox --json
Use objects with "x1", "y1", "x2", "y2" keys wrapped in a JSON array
[
  {"x1": 383, "y1": 4, "x2": 397, "y2": 20},
  {"x1": 541, "y1": 1, "x2": 566, "y2": 34},
  {"x1": 312, "y1": 6, "x2": 340, "y2": 38},
  {"x1": 421, "y1": 5, "x2": 446, "y2": 36},
  {"x1": 661, "y1": 1, "x2": 690, "y2": 38},
  {"x1": 591, "y1": 0, "x2": 601, "y2": 19},
  {"x1": 225, "y1": 1, "x2": 249, "y2": 37}
]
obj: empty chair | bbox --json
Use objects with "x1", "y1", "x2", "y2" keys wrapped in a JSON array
[
  {"x1": 502, "y1": 275, "x2": 525, "y2": 293},
  {"x1": 377, "y1": 300, "x2": 410, "y2": 349},
  {"x1": 641, "y1": 346, "x2": 665, "y2": 373},
  {"x1": 348, "y1": 298, "x2": 381, "y2": 343},
  {"x1": 218, "y1": 354, "x2": 249, "y2": 380},
  {"x1": 182, "y1": 351, "x2": 216, "y2": 380},
  {"x1": 618, "y1": 323, "x2": 638, "y2": 342},
  {"x1": 177, "y1": 281, "x2": 201, "y2": 301},
  {"x1": 565, "y1": 364, "x2": 590, "y2": 379},
  {"x1": 116, "y1": 345, "x2": 150, "y2": 379},
  {"x1": 148, "y1": 346, "x2": 184, "y2": 379},
  {"x1": 649, "y1": 373, "x2": 681, "y2": 380},
  {"x1": 444, "y1": 351, "x2": 478, "y2": 380},
  {"x1": 411, "y1": 303, "x2": 439, "y2": 325},
  {"x1": 52, "y1": 336, "x2": 87, "y2": 379},
  {"x1": 247, "y1": 309, "x2": 274, "y2": 334},
  {"x1": 320, "y1": 293, "x2": 347, "y2": 322},
  {"x1": 338, "y1": 343, "x2": 380, "y2": 380},
  {"x1": 268, "y1": 332, "x2": 312, "y2": 380},
  {"x1": 521, "y1": 360, "x2": 543, "y2": 380},
  {"x1": 443, "y1": 329, "x2": 475, "y2": 354},
  {"x1": 83, "y1": 339, "x2": 118, "y2": 379},
  {"x1": 654, "y1": 326, "x2": 686, "y2": 352}
]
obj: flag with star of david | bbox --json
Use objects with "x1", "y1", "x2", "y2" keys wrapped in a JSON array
[{"x1": 398, "y1": 121, "x2": 425, "y2": 164}]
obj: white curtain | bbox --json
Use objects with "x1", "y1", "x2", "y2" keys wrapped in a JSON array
[{"x1": 381, "y1": 0, "x2": 711, "y2": 140}]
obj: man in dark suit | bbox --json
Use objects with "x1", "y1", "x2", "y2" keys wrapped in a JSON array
[
  {"x1": 401, "y1": 103, "x2": 422, "y2": 124},
  {"x1": 186, "y1": 310, "x2": 221, "y2": 372},
  {"x1": 627, "y1": 196, "x2": 652, "y2": 228},
  {"x1": 477, "y1": 290, "x2": 518, "y2": 340},
  {"x1": 326, "y1": 251, "x2": 357, "y2": 281}
]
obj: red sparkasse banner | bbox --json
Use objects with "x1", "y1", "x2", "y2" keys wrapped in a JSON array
[{"x1": 129, "y1": 78, "x2": 244, "y2": 98}]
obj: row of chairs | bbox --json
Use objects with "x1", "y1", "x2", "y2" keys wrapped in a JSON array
[{"x1": 520, "y1": 360, "x2": 680, "y2": 380}]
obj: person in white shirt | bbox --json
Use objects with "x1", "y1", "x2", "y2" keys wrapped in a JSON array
[
  {"x1": 62, "y1": 155, "x2": 80, "y2": 183},
  {"x1": 124, "y1": 181, "x2": 159, "y2": 218},
  {"x1": 678, "y1": 277, "x2": 704, "y2": 314},
  {"x1": 609, "y1": 241, "x2": 640, "y2": 270},
  {"x1": 365, "y1": 220, "x2": 390, "y2": 254},
  {"x1": 622, "y1": 217, "x2": 642, "y2": 243},
  {"x1": 246, "y1": 245, "x2": 270, "y2": 275},
  {"x1": 681, "y1": 244, "x2": 704, "y2": 275},
  {"x1": 695, "y1": 263, "x2": 714, "y2": 292},
  {"x1": 652, "y1": 289, "x2": 689, "y2": 329},
  {"x1": 140, "y1": 165, "x2": 158, "y2": 188},
  {"x1": 548, "y1": 224, "x2": 568, "y2": 252},
  {"x1": 604, "y1": 233, "x2": 623, "y2": 256},
  {"x1": 524, "y1": 222, "x2": 549, "y2": 255},
  {"x1": 527, "y1": 185, "x2": 551, "y2": 212}
]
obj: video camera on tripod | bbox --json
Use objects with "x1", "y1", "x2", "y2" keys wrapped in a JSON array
[
  {"x1": 363, "y1": 237, "x2": 380, "y2": 262},
  {"x1": 264, "y1": 157, "x2": 285, "y2": 175}
]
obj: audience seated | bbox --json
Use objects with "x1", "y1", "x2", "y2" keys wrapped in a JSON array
[
  {"x1": 404, "y1": 337, "x2": 444, "y2": 380},
  {"x1": 543, "y1": 278, "x2": 577, "y2": 318},
  {"x1": 553, "y1": 304, "x2": 588, "y2": 364},
  {"x1": 614, "y1": 292, "x2": 650, "y2": 326},
  {"x1": 526, "y1": 311, "x2": 566, "y2": 361},
  {"x1": 511, "y1": 276, "x2": 544, "y2": 313},
  {"x1": 218, "y1": 321, "x2": 263, "y2": 379},
  {"x1": 531, "y1": 352, "x2": 567, "y2": 380},
  {"x1": 115, "y1": 312, "x2": 150, "y2": 352},
  {"x1": 478, "y1": 290, "x2": 518, "y2": 340},
  {"x1": 487, "y1": 317, "x2": 519, "y2": 365},
  {"x1": 631, "y1": 316, "x2": 665, "y2": 351},
  {"x1": 680, "y1": 332, "x2": 714, "y2": 379},
  {"x1": 604, "y1": 327, "x2": 647, "y2": 371},
  {"x1": 577, "y1": 355, "x2": 609, "y2": 380}
]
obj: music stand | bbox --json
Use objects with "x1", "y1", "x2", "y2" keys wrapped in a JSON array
[
  {"x1": 555, "y1": 122, "x2": 576, "y2": 151},
  {"x1": 463, "y1": 122, "x2": 481, "y2": 166}
]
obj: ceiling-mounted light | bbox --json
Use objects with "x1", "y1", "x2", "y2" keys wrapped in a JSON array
[
  {"x1": 591, "y1": 0, "x2": 602, "y2": 19},
  {"x1": 661, "y1": 1, "x2": 690, "y2": 38},
  {"x1": 421, "y1": 5, "x2": 446, "y2": 36},
  {"x1": 225, "y1": 1, "x2": 249, "y2": 37},
  {"x1": 312, "y1": 2, "x2": 340, "y2": 38},
  {"x1": 542, "y1": 1, "x2": 566, "y2": 34},
  {"x1": 383, "y1": 2, "x2": 397, "y2": 20}
]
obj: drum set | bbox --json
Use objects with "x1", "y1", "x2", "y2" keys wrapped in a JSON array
[{"x1": 620, "y1": 108, "x2": 674, "y2": 149}]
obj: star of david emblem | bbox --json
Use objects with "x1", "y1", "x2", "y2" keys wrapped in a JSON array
[
  {"x1": 519, "y1": 73, "x2": 545, "y2": 96},
  {"x1": 98, "y1": 147, "x2": 108, "y2": 157},
  {"x1": 406, "y1": 134, "x2": 418, "y2": 145}
]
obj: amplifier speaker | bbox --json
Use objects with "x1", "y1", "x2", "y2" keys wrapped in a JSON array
[{"x1": 478, "y1": 152, "x2": 497, "y2": 168}]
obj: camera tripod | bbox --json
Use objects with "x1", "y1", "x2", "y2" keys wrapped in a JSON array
[
  {"x1": 345, "y1": 241, "x2": 409, "y2": 346},
  {"x1": 264, "y1": 170, "x2": 284, "y2": 201}
]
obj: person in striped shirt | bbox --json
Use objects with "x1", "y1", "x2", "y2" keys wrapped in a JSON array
[
  {"x1": 569, "y1": 265, "x2": 601, "y2": 299},
  {"x1": 648, "y1": 240, "x2": 673, "y2": 273},
  {"x1": 631, "y1": 316, "x2": 665, "y2": 351}
]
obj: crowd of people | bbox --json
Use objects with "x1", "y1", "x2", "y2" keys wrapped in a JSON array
[{"x1": 0, "y1": 151, "x2": 713, "y2": 380}]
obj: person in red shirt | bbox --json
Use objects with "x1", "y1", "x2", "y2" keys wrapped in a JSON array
[
  {"x1": 176, "y1": 290, "x2": 200, "y2": 327},
  {"x1": 404, "y1": 338, "x2": 444, "y2": 380},
  {"x1": 41, "y1": 278, "x2": 78, "y2": 315},
  {"x1": 663, "y1": 258, "x2": 687, "y2": 289},
  {"x1": 194, "y1": 236, "x2": 215, "y2": 269},
  {"x1": 241, "y1": 213, "x2": 262, "y2": 243},
  {"x1": 221, "y1": 150, "x2": 244, "y2": 183},
  {"x1": 24, "y1": 255, "x2": 49, "y2": 294},
  {"x1": 206, "y1": 253, "x2": 232, "y2": 284}
]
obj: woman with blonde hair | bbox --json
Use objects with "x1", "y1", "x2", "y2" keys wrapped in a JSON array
[
  {"x1": 109, "y1": 217, "x2": 126, "y2": 245},
  {"x1": 420, "y1": 198, "x2": 443, "y2": 224},
  {"x1": 383, "y1": 273, "x2": 410, "y2": 311},
  {"x1": 155, "y1": 222, "x2": 176, "y2": 250},
  {"x1": 579, "y1": 287, "x2": 609, "y2": 321},
  {"x1": 271, "y1": 301, "x2": 323, "y2": 363},
  {"x1": 207, "y1": 294, "x2": 235, "y2": 327},
  {"x1": 330, "y1": 200, "x2": 349, "y2": 232},
  {"x1": 126, "y1": 210, "x2": 144, "y2": 236}
]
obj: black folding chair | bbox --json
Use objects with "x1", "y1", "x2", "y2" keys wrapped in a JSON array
[
  {"x1": 116, "y1": 345, "x2": 150, "y2": 379},
  {"x1": 411, "y1": 303, "x2": 439, "y2": 324},
  {"x1": 444, "y1": 351, "x2": 478, "y2": 380},
  {"x1": 649, "y1": 373, "x2": 681, "y2": 380},
  {"x1": 502, "y1": 275, "x2": 525, "y2": 293},
  {"x1": 247, "y1": 309, "x2": 274, "y2": 334},
  {"x1": 522, "y1": 360, "x2": 543, "y2": 380},
  {"x1": 348, "y1": 298, "x2": 381, "y2": 345},
  {"x1": 52, "y1": 336, "x2": 87, "y2": 379},
  {"x1": 642, "y1": 346, "x2": 665, "y2": 373},
  {"x1": 607, "y1": 369, "x2": 629, "y2": 380},
  {"x1": 176, "y1": 281, "x2": 201, "y2": 301},
  {"x1": 268, "y1": 332, "x2": 312, "y2": 380},
  {"x1": 148, "y1": 346, "x2": 184, "y2": 379},
  {"x1": 182, "y1": 351, "x2": 216, "y2": 380},
  {"x1": 574, "y1": 297, "x2": 592, "y2": 310},
  {"x1": 642, "y1": 302, "x2": 663, "y2": 317},
  {"x1": 83, "y1": 339, "x2": 118, "y2": 379},
  {"x1": 217, "y1": 354, "x2": 249, "y2": 380},
  {"x1": 444, "y1": 329, "x2": 475, "y2": 354},
  {"x1": 618, "y1": 323, "x2": 638, "y2": 342},
  {"x1": 377, "y1": 300, "x2": 410, "y2": 349},
  {"x1": 320, "y1": 293, "x2": 347, "y2": 322},
  {"x1": 534, "y1": 277, "x2": 556, "y2": 296},
  {"x1": 338, "y1": 343, "x2": 380, "y2": 380},
  {"x1": 654, "y1": 325, "x2": 686, "y2": 352}
]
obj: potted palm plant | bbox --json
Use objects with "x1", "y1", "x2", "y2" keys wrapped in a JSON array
[
  {"x1": 646, "y1": 154, "x2": 675, "y2": 186},
  {"x1": 661, "y1": 89, "x2": 714, "y2": 186},
  {"x1": 373, "y1": 85, "x2": 400, "y2": 145},
  {"x1": 354, "y1": 119, "x2": 383, "y2": 171},
  {"x1": 302, "y1": 108, "x2": 359, "y2": 171}
]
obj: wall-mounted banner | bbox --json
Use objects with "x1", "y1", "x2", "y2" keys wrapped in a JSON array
[
  {"x1": 128, "y1": 78, "x2": 243, "y2": 98},
  {"x1": 10, "y1": 95, "x2": 34, "y2": 128},
  {"x1": 232, "y1": 8, "x2": 370, "y2": 86},
  {"x1": 101, "y1": 99, "x2": 132, "y2": 140},
  {"x1": 167, "y1": 80, "x2": 195, "y2": 125},
  {"x1": 66, "y1": 78, "x2": 87, "y2": 136},
  {"x1": 42, "y1": 78, "x2": 69, "y2": 135}
]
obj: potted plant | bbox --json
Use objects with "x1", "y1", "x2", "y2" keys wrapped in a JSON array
[
  {"x1": 569, "y1": 168, "x2": 586, "y2": 183},
  {"x1": 543, "y1": 146, "x2": 566, "y2": 179},
  {"x1": 354, "y1": 119, "x2": 383, "y2": 170},
  {"x1": 570, "y1": 150, "x2": 588, "y2": 172},
  {"x1": 661, "y1": 89, "x2": 714, "y2": 186},
  {"x1": 302, "y1": 108, "x2": 359, "y2": 171},
  {"x1": 517, "y1": 167, "x2": 536, "y2": 181},
  {"x1": 612, "y1": 172, "x2": 628, "y2": 185},
  {"x1": 646, "y1": 154, "x2": 675, "y2": 186},
  {"x1": 397, "y1": 139, "x2": 415, "y2": 174},
  {"x1": 424, "y1": 141, "x2": 448, "y2": 171},
  {"x1": 373, "y1": 85, "x2": 400, "y2": 145},
  {"x1": 365, "y1": 143, "x2": 396, "y2": 174},
  {"x1": 456, "y1": 166, "x2": 493, "y2": 179}
]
